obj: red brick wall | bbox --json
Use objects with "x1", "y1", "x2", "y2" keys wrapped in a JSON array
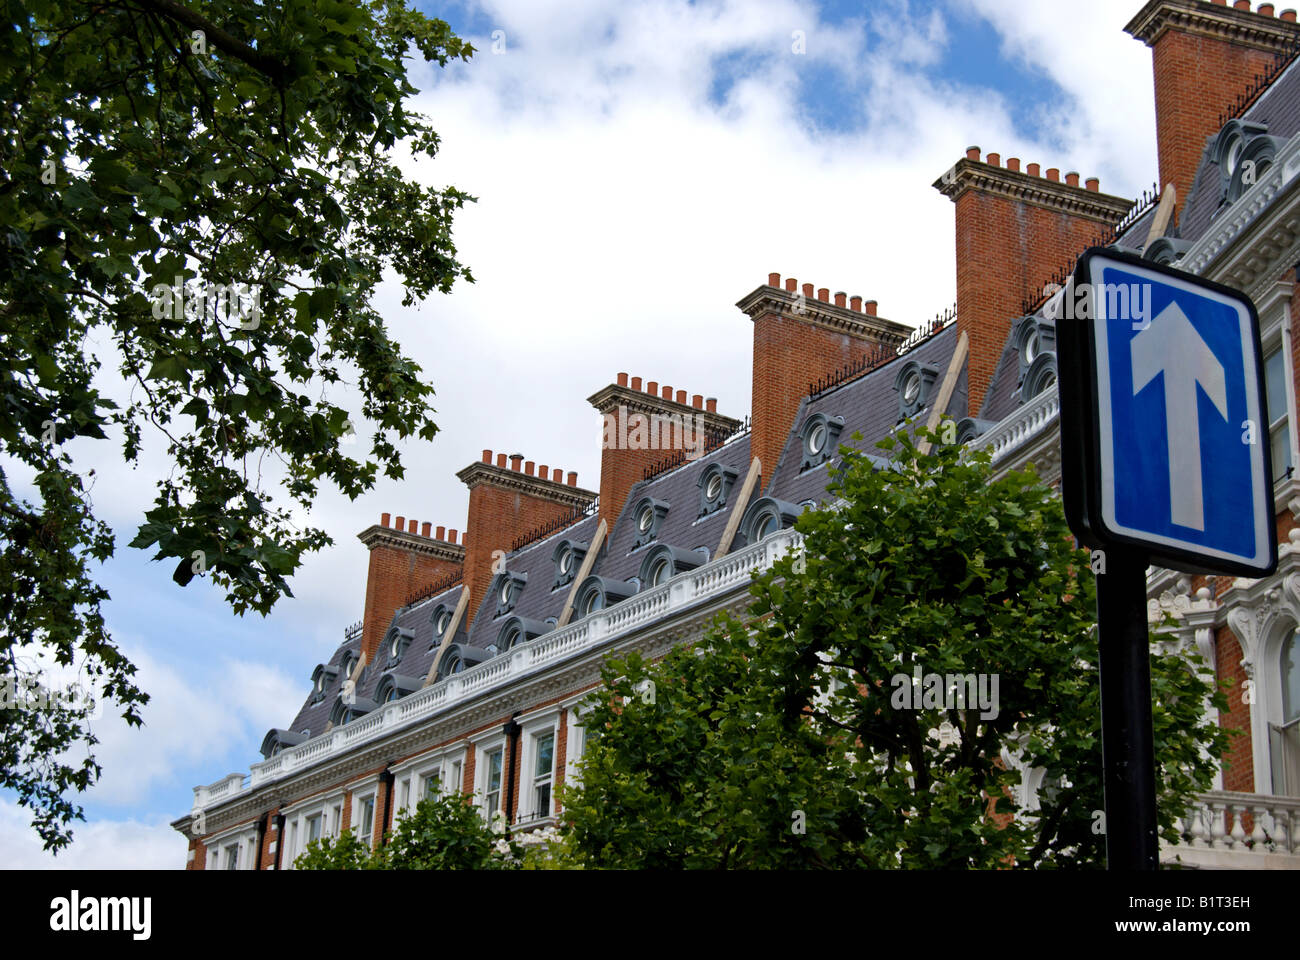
[
  {"x1": 1149, "y1": 27, "x2": 1281, "y2": 223},
  {"x1": 1215, "y1": 626, "x2": 1255, "y2": 793},
  {"x1": 954, "y1": 188, "x2": 1109, "y2": 414},
  {"x1": 598, "y1": 422, "x2": 671, "y2": 529},
  {"x1": 751, "y1": 310, "x2": 879, "y2": 486},
  {"x1": 462, "y1": 483, "x2": 578, "y2": 617},
  {"x1": 361, "y1": 544, "x2": 461, "y2": 665}
]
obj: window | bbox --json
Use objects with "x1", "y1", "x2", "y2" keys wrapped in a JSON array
[
  {"x1": 224, "y1": 844, "x2": 239, "y2": 870},
  {"x1": 739, "y1": 497, "x2": 802, "y2": 547},
  {"x1": 482, "y1": 748, "x2": 503, "y2": 818},
  {"x1": 697, "y1": 464, "x2": 739, "y2": 517},
  {"x1": 494, "y1": 571, "x2": 527, "y2": 616},
  {"x1": 629, "y1": 497, "x2": 669, "y2": 548},
  {"x1": 552, "y1": 539, "x2": 589, "y2": 588},
  {"x1": 799, "y1": 414, "x2": 844, "y2": 470},
  {"x1": 422, "y1": 770, "x2": 441, "y2": 799},
  {"x1": 356, "y1": 795, "x2": 376, "y2": 846},
  {"x1": 1271, "y1": 631, "x2": 1300, "y2": 797},
  {"x1": 532, "y1": 732, "x2": 555, "y2": 819},
  {"x1": 332, "y1": 803, "x2": 343, "y2": 837},
  {"x1": 1265, "y1": 345, "x2": 1292, "y2": 482},
  {"x1": 637, "y1": 544, "x2": 706, "y2": 587},
  {"x1": 385, "y1": 626, "x2": 414, "y2": 665},
  {"x1": 895, "y1": 361, "x2": 939, "y2": 422}
]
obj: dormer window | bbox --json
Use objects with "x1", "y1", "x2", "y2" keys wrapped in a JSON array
[
  {"x1": 376, "y1": 673, "x2": 421, "y2": 704},
  {"x1": 497, "y1": 616, "x2": 549, "y2": 650},
  {"x1": 629, "y1": 497, "x2": 669, "y2": 549},
  {"x1": 1013, "y1": 317, "x2": 1057, "y2": 401},
  {"x1": 493, "y1": 571, "x2": 527, "y2": 616},
  {"x1": 697, "y1": 464, "x2": 738, "y2": 517},
  {"x1": 385, "y1": 626, "x2": 414, "y2": 665},
  {"x1": 551, "y1": 539, "x2": 588, "y2": 588},
  {"x1": 895, "y1": 362, "x2": 940, "y2": 422},
  {"x1": 800, "y1": 414, "x2": 845, "y2": 470},
  {"x1": 1213, "y1": 119, "x2": 1285, "y2": 206},
  {"x1": 738, "y1": 497, "x2": 803, "y2": 547},
  {"x1": 431, "y1": 604, "x2": 454, "y2": 644},
  {"x1": 638, "y1": 544, "x2": 707, "y2": 587},
  {"x1": 310, "y1": 664, "x2": 340, "y2": 703},
  {"x1": 573, "y1": 575, "x2": 638, "y2": 616}
]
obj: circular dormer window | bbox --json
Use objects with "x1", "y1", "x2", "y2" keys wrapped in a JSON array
[
  {"x1": 902, "y1": 371, "x2": 921, "y2": 405},
  {"x1": 558, "y1": 546, "x2": 573, "y2": 575},
  {"x1": 503, "y1": 626, "x2": 522, "y2": 649},
  {"x1": 1024, "y1": 328, "x2": 1040, "y2": 365},
  {"x1": 638, "y1": 504, "x2": 654, "y2": 533},
  {"x1": 705, "y1": 473, "x2": 723, "y2": 502},
  {"x1": 389, "y1": 635, "x2": 401, "y2": 658},
  {"x1": 1225, "y1": 136, "x2": 1242, "y2": 177},
  {"x1": 757, "y1": 512, "x2": 778, "y2": 541},
  {"x1": 808, "y1": 422, "x2": 828, "y2": 456},
  {"x1": 583, "y1": 590, "x2": 603, "y2": 616},
  {"x1": 499, "y1": 580, "x2": 512, "y2": 606},
  {"x1": 649, "y1": 557, "x2": 672, "y2": 586},
  {"x1": 435, "y1": 610, "x2": 451, "y2": 636}
]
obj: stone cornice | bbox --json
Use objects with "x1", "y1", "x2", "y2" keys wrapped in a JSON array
[
  {"x1": 734, "y1": 286, "x2": 911, "y2": 347},
  {"x1": 1125, "y1": 0, "x2": 1300, "y2": 52},
  {"x1": 586, "y1": 383, "x2": 742, "y2": 436},
  {"x1": 455, "y1": 462, "x2": 597, "y2": 509},
  {"x1": 933, "y1": 158, "x2": 1134, "y2": 223},
  {"x1": 356, "y1": 524, "x2": 466, "y2": 562}
]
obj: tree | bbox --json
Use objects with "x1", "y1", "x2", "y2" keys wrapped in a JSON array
[
  {"x1": 295, "y1": 792, "x2": 519, "y2": 870},
  {"x1": 562, "y1": 427, "x2": 1229, "y2": 868},
  {"x1": 1, "y1": 0, "x2": 475, "y2": 849}
]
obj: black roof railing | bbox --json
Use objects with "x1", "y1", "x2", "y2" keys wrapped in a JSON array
[
  {"x1": 640, "y1": 416, "x2": 752, "y2": 482},
  {"x1": 895, "y1": 304, "x2": 957, "y2": 357},
  {"x1": 1214, "y1": 38, "x2": 1300, "y2": 132},
  {"x1": 507, "y1": 496, "x2": 600, "y2": 553},
  {"x1": 403, "y1": 570, "x2": 464, "y2": 609}
]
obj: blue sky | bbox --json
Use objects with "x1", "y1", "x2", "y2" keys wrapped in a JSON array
[{"x1": 0, "y1": 0, "x2": 1158, "y2": 867}]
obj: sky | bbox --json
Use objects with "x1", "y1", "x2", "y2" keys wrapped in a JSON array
[{"x1": 0, "y1": 0, "x2": 1159, "y2": 868}]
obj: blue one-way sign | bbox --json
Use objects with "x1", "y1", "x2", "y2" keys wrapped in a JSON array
[{"x1": 1059, "y1": 247, "x2": 1277, "y2": 577}]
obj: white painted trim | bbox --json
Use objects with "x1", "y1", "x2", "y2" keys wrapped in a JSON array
[{"x1": 516, "y1": 711, "x2": 561, "y2": 823}]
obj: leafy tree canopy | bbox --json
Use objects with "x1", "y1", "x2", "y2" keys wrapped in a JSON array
[
  {"x1": 1, "y1": 0, "x2": 474, "y2": 849},
  {"x1": 561, "y1": 428, "x2": 1229, "y2": 868}
]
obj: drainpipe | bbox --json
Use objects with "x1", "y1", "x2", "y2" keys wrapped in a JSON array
[
  {"x1": 378, "y1": 763, "x2": 396, "y2": 846},
  {"x1": 273, "y1": 813, "x2": 286, "y2": 870},
  {"x1": 255, "y1": 811, "x2": 269, "y2": 871},
  {"x1": 503, "y1": 714, "x2": 521, "y2": 829}
]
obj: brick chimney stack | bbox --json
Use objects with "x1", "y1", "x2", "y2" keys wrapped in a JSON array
[
  {"x1": 357, "y1": 515, "x2": 464, "y2": 666},
  {"x1": 1126, "y1": 0, "x2": 1300, "y2": 220},
  {"x1": 737, "y1": 273, "x2": 910, "y2": 486},
  {"x1": 587, "y1": 373, "x2": 742, "y2": 528},
  {"x1": 933, "y1": 149, "x2": 1133, "y2": 414},
  {"x1": 457, "y1": 450, "x2": 596, "y2": 615}
]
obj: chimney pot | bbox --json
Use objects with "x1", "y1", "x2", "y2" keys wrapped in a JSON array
[
  {"x1": 675, "y1": 389, "x2": 687, "y2": 404},
  {"x1": 692, "y1": 394, "x2": 703, "y2": 409},
  {"x1": 1260, "y1": 3, "x2": 1276, "y2": 13},
  {"x1": 706, "y1": 397, "x2": 717, "y2": 413},
  {"x1": 662, "y1": 385, "x2": 672, "y2": 400},
  {"x1": 1006, "y1": 157, "x2": 1020, "y2": 172},
  {"x1": 1233, "y1": 0, "x2": 1250, "y2": 8},
  {"x1": 802, "y1": 283, "x2": 814, "y2": 298},
  {"x1": 1085, "y1": 176, "x2": 1100, "y2": 192},
  {"x1": 436, "y1": 525, "x2": 445, "y2": 540},
  {"x1": 538, "y1": 464, "x2": 548, "y2": 481},
  {"x1": 616, "y1": 372, "x2": 628, "y2": 387},
  {"x1": 1282, "y1": 8, "x2": 1296, "y2": 20},
  {"x1": 381, "y1": 512, "x2": 391, "y2": 528},
  {"x1": 1027, "y1": 162, "x2": 1041, "y2": 177},
  {"x1": 834, "y1": 291, "x2": 846, "y2": 307},
  {"x1": 864, "y1": 300, "x2": 878, "y2": 316},
  {"x1": 987, "y1": 152, "x2": 1001, "y2": 167},
  {"x1": 630, "y1": 376, "x2": 642, "y2": 390},
  {"x1": 408, "y1": 519, "x2": 417, "y2": 534},
  {"x1": 566, "y1": 471, "x2": 577, "y2": 487},
  {"x1": 449, "y1": 529, "x2": 458, "y2": 544},
  {"x1": 421, "y1": 521, "x2": 431, "y2": 537},
  {"x1": 768, "y1": 272, "x2": 781, "y2": 287},
  {"x1": 525, "y1": 460, "x2": 535, "y2": 476},
  {"x1": 395, "y1": 515, "x2": 405, "y2": 530},
  {"x1": 817, "y1": 287, "x2": 830, "y2": 302},
  {"x1": 509, "y1": 453, "x2": 523, "y2": 471},
  {"x1": 481, "y1": 448, "x2": 492, "y2": 463},
  {"x1": 496, "y1": 453, "x2": 507, "y2": 468},
  {"x1": 1046, "y1": 167, "x2": 1060, "y2": 182},
  {"x1": 785, "y1": 278, "x2": 797, "y2": 292},
  {"x1": 850, "y1": 295, "x2": 862, "y2": 311},
  {"x1": 647, "y1": 380, "x2": 658, "y2": 396},
  {"x1": 552, "y1": 467, "x2": 563, "y2": 482},
  {"x1": 966, "y1": 145, "x2": 980, "y2": 160},
  {"x1": 1065, "y1": 171, "x2": 1080, "y2": 187}
]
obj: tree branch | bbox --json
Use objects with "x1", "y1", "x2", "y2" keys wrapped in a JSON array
[{"x1": 130, "y1": 0, "x2": 286, "y2": 83}]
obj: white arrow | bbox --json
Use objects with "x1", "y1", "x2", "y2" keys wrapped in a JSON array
[{"x1": 1130, "y1": 301, "x2": 1228, "y2": 531}]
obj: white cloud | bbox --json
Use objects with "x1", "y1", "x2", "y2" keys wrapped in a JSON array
[{"x1": 0, "y1": 799, "x2": 180, "y2": 869}]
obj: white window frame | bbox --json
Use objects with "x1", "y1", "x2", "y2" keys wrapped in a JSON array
[
  {"x1": 279, "y1": 789, "x2": 346, "y2": 870},
  {"x1": 391, "y1": 743, "x2": 468, "y2": 820},
  {"x1": 204, "y1": 820, "x2": 260, "y2": 871},
  {"x1": 516, "y1": 708, "x2": 561, "y2": 825},
  {"x1": 1257, "y1": 282, "x2": 1297, "y2": 491},
  {"x1": 470, "y1": 730, "x2": 507, "y2": 824}
]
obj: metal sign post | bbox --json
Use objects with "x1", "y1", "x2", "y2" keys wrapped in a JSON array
[{"x1": 1057, "y1": 247, "x2": 1276, "y2": 870}]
